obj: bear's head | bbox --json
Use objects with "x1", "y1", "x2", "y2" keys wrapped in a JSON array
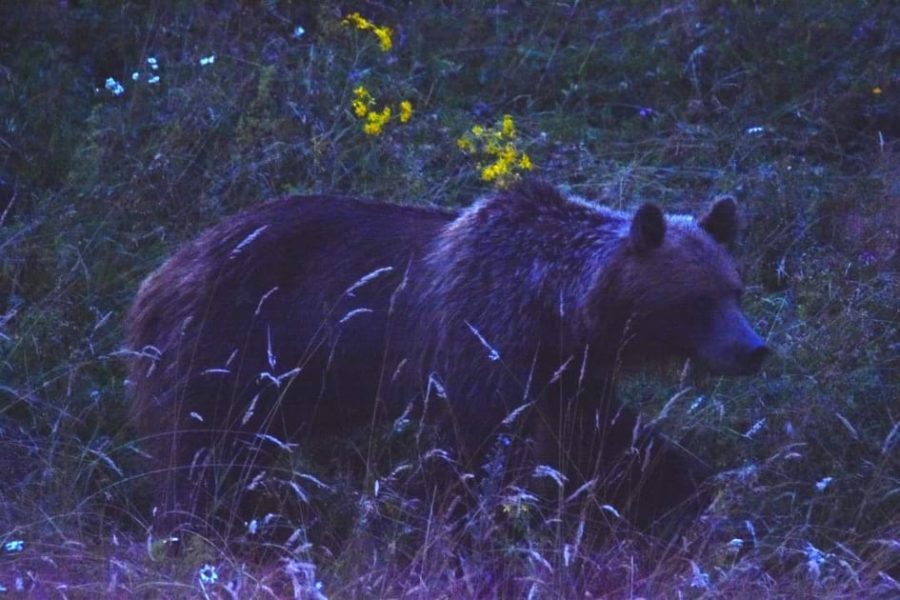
[{"x1": 604, "y1": 196, "x2": 769, "y2": 376}]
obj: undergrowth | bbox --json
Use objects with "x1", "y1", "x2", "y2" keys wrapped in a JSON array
[{"x1": 0, "y1": 1, "x2": 897, "y2": 598}]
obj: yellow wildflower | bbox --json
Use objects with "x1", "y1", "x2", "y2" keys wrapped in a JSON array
[
  {"x1": 459, "y1": 116, "x2": 534, "y2": 186},
  {"x1": 352, "y1": 85, "x2": 374, "y2": 117},
  {"x1": 373, "y1": 26, "x2": 393, "y2": 52},
  {"x1": 501, "y1": 114, "x2": 516, "y2": 138},
  {"x1": 342, "y1": 12, "x2": 393, "y2": 53},
  {"x1": 480, "y1": 162, "x2": 502, "y2": 182},
  {"x1": 363, "y1": 106, "x2": 392, "y2": 136},
  {"x1": 399, "y1": 100, "x2": 413, "y2": 123},
  {"x1": 349, "y1": 87, "x2": 410, "y2": 135},
  {"x1": 872, "y1": 86, "x2": 882, "y2": 95},
  {"x1": 342, "y1": 12, "x2": 372, "y2": 30},
  {"x1": 457, "y1": 136, "x2": 474, "y2": 153}
]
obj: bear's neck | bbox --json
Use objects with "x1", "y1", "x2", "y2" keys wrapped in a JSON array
[{"x1": 418, "y1": 190, "x2": 629, "y2": 368}]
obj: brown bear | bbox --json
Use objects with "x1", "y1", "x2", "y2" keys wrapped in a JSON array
[{"x1": 126, "y1": 179, "x2": 768, "y2": 534}]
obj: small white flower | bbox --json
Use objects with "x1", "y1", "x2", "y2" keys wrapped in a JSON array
[
  {"x1": 815, "y1": 476, "x2": 833, "y2": 492},
  {"x1": 199, "y1": 54, "x2": 216, "y2": 66},
  {"x1": 147, "y1": 56, "x2": 158, "y2": 69},
  {"x1": 104, "y1": 77, "x2": 125, "y2": 96},
  {"x1": 745, "y1": 126, "x2": 765, "y2": 135},
  {"x1": 131, "y1": 71, "x2": 139, "y2": 81},
  {"x1": 293, "y1": 25, "x2": 305, "y2": 39},
  {"x1": 688, "y1": 395, "x2": 705, "y2": 413},
  {"x1": 148, "y1": 75, "x2": 160, "y2": 85},
  {"x1": 805, "y1": 542, "x2": 829, "y2": 579},
  {"x1": 4, "y1": 540, "x2": 24, "y2": 553},
  {"x1": 198, "y1": 563, "x2": 219, "y2": 585}
]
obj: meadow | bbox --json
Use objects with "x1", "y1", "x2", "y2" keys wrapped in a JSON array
[{"x1": 0, "y1": 1, "x2": 897, "y2": 597}]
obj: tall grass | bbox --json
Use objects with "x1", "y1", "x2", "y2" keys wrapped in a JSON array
[{"x1": 0, "y1": 1, "x2": 897, "y2": 597}]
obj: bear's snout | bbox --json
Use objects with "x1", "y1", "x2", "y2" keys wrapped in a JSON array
[{"x1": 694, "y1": 308, "x2": 770, "y2": 376}]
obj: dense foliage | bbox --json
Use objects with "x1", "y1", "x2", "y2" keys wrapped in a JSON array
[{"x1": 0, "y1": 1, "x2": 897, "y2": 597}]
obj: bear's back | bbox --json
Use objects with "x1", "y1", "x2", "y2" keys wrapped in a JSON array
[{"x1": 127, "y1": 195, "x2": 453, "y2": 435}]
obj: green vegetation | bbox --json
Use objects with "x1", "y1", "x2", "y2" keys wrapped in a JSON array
[{"x1": 1, "y1": 1, "x2": 897, "y2": 597}]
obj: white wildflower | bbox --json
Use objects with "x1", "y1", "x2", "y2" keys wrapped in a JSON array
[
  {"x1": 688, "y1": 395, "x2": 705, "y2": 413},
  {"x1": 815, "y1": 476, "x2": 833, "y2": 492},
  {"x1": 805, "y1": 542, "x2": 829, "y2": 579},
  {"x1": 198, "y1": 563, "x2": 218, "y2": 584},
  {"x1": 104, "y1": 77, "x2": 125, "y2": 96}
]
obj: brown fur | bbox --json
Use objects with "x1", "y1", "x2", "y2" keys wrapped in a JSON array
[{"x1": 126, "y1": 179, "x2": 767, "y2": 532}]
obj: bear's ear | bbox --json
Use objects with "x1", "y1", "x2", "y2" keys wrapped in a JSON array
[
  {"x1": 630, "y1": 203, "x2": 666, "y2": 251},
  {"x1": 700, "y1": 195, "x2": 739, "y2": 245}
]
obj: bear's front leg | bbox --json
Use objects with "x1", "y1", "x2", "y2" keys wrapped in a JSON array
[{"x1": 540, "y1": 395, "x2": 713, "y2": 534}]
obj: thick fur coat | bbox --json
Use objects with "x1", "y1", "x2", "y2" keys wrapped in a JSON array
[{"x1": 127, "y1": 180, "x2": 767, "y2": 531}]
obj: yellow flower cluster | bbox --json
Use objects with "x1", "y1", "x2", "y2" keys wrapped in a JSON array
[
  {"x1": 399, "y1": 100, "x2": 413, "y2": 123},
  {"x1": 364, "y1": 106, "x2": 391, "y2": 136},
  {"x1": 342, "y1": 12, "x2": 393, "y2": 52},
  {"x1": 351, "y1": 85, "x2": 374, "y2": 117},
  {"x1": 352, "y1": 86, "x2": 413, "y2": 136},
  {"x1": 457, "y1": 114, "x2": 534, "y2": 186}
]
